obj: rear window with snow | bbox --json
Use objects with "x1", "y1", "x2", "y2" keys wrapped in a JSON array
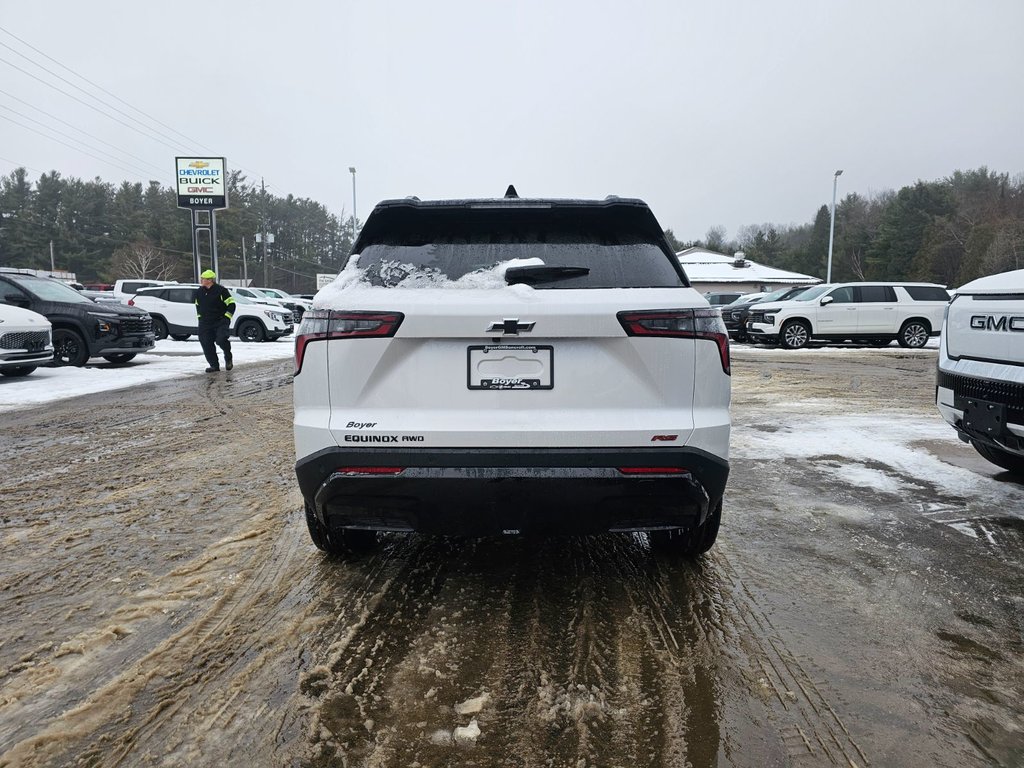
[{"x1": 348, "y1": 206, "x2": 687, "y2": 289}]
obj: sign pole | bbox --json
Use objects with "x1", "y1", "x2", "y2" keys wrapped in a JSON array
[
  {"x1": 191, "y1": 209, "x2": 202, "y2": 282},
  {"x1": 211, "y1": 211, "x2": 219, "y2": 278}
]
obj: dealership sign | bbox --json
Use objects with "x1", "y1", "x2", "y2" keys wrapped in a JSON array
[{"x1": 175, "y1": 157, "x2": 228, "y2": 210}]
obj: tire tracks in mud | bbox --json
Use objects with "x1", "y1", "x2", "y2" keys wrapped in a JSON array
[
  {"x1": 0, "y1": 361, "x2": 321, "y2": 767},
  {"x1": 297, "y1": 531, "x2": 869, "y2": 768}
]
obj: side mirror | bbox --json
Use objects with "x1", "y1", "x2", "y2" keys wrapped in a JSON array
[
  {"x1": 820, "y1": 296, "x2": 834, "y2": 306},
  {"x1": 4, "y1": 294, "x2": 31, "y2": 309}
]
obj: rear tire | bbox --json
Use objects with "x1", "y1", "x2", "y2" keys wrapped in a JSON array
[
  {"x1": 651, "y1": 498, "x2": 722, "y2": 557},
  {"x1": 170, "y1": 333, "x2": 191, "y2": 341},
  {"x1": 898, "y1": 319, "x2": 930, "y2": 348},
  {"x1": 304, "y1": 502, "x2": 378, "y2": 557},
  {"x1": 971, "y1": 441, "x2": 1024, "y2": 476},
  {"x1": 780, "y1": 320, "x2": 811, "y2": 350},
  {"x1": 0, "y1": 366, "x2": 36, "y2": 377}
]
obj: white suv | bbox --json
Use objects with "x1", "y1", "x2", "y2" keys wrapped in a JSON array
[
  {"x1": 129, "y1": 285, "x2": 294, "y2": 342},
  {"x1": 293, "y1": 192, "x2": 732, "y2": 557},
  {"x1": 746, "y1": 282, "x2": 949, "y2": 349},
  {"x1": 936, "y1": 268, "x2": 1024, "y2": 475},
  {"x1": 0, "y1": 303, "x2": 53, "y2": 376}
]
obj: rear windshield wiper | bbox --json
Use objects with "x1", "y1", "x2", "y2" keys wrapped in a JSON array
[{"x1": 504, "y1": 265, "x2": 590, "y2": 286}]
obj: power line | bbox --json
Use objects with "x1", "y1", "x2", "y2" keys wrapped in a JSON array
[
  {"x1": 0, "y1": 24, "x2": 215, "y2": 154},
  {"x1": 0, "y1": 154, "x2": 43, "y2": 174},
  {"x1": 0, "y1": 103, "x2": 165, "y2": 178},
  {"x1": 0, "y1": 113, "x2": 149, "y2": 180},
  {"x1": 0, "y1": 88, "x2": 170, "y2": 176},
  {"x1": 0, "y1": 28, "x2": 299, "y2": 201},
  {"x1": 0, "y1": 55, "x2": 188, "y2": 153},
  {"x1": 0, "y1": 42, "x2": 195, "y2": 153}
]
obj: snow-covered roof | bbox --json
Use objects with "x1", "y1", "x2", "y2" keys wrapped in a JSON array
[{"x1": 675, "y1": 247, "x2": 821, "y2": 285}]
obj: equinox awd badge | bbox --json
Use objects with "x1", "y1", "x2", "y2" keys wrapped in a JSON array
[{"x1": 487, "y1": 318, "x2": 536, "y2": 335}]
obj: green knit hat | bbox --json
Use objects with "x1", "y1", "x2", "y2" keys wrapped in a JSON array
[{"x1": 200, "y1": 269, "x2": 216, "y2": 279}]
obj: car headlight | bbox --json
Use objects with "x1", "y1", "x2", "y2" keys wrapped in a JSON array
[
  {"x1": 263, "y1": 310, "x2": 283, "y2": 322},
  {"x1": 88, "y1": 311, "x2": 118, "y2": 333},
  {"x1": 764, "y1": 313, "x2": 777, "y2": 326}
]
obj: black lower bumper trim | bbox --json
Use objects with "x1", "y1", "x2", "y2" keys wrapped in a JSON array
[{"x1": 295, "y1": 447, "x2": 729, "y2": 535}]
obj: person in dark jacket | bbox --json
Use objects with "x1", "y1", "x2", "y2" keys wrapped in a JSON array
[{"x1": 194, "y1": 270, "x2": 235, "y2": 372}]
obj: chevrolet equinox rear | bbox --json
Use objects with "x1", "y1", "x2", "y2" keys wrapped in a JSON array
[{"x1": 293, "y1": 191, "x2": 731, "y2": 556}]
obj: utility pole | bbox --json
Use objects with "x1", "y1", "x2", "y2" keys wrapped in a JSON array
[
  {"x1": 49, "y1": 240, "x2": 55, "y2": 272},
  {"x1": 241, "y1": 237, "x2": 248, "y2": 284},
  {"x1": 349, "y1": 166, "x2": 358, "y2": 240},
  {"x1": 826, "y1": 169, "x2": 843, "y2": 283},
  {"x1": 261, "y1": 177, "x2": 269, "y2": 286}
]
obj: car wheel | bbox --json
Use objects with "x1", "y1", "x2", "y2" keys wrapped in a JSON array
[
  {"x1": 52, "y1": 328, "x2": 89, "y2": 366},
  {"x1": 304, "y1": 502, "x2": 378, "y2": 556},
  {"x1": 102, "y1": 353, "x2": 137, "y2": 364},
  {"x1": 651, "y1": 498, "x2": 722, "y2": 557},
  {"x1": 898, "y1": 320, "x2": 930, "y2": 348},
  {"x1": 151, "y1": 316, "x2": 169, "y2": 340},
  {"x1": 780, "y1": 320, "x2": 811, "y2": 350},
  {"x1": 170, "y1": 333, "x2": 191, "y2": 341},
  {"x1": 237, "y1": 319, "x2": 265, "y2": 343},
  {"x1": 971, "y1": 441, "x2": 1024, "y2": 476},
  {"x1": 0, "y1": 366, "x2": 36, "y2": 377}
]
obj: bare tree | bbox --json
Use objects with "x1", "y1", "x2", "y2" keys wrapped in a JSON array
[{"x1": 111, "y1": 242, "x2": 176, "y2": 279}]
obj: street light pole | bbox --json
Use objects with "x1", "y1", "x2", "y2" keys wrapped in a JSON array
[
  {"x1": 826, "y1": 169, "x2": 843, "y2": 283},
  {"x1": 348, "y1": 166, "x2": 357, "y2": 240}
]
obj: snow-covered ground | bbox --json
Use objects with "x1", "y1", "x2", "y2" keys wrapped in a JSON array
[
  {"x1": 0, "y1": 338, "x2": 294, "y2": 412},
  {"x1": 734, "y1": 337, "x2": 940, "y2": 353}
]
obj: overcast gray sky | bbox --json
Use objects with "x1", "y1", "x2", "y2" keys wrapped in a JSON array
[{"x1": 1, "y1": 0, "x2": 1022, "y2": 242}]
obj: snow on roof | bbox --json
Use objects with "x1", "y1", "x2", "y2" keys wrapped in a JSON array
[{"x1": 675, "y1": 247, "x2": 821, "y2": 285}]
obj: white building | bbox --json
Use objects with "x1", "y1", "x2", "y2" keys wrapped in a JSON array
[{"x1": 676, "y1": 247, "x2": 821, "y2": 294}]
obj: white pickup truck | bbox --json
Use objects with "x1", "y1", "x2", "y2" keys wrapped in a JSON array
[{"x1": 936, "y1": 268, "x2": 1024, "y2": 475}]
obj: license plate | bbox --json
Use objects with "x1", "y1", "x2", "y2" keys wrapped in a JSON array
[
  {"x1": 962, "y1": 398, "x2": 1007, "y2": 439},
  {"x1": 467, "y1": 344, "x2": 553, "y2": 390}
]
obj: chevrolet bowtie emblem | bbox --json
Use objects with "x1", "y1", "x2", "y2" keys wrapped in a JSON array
[{"x1": 488, "y1": 318, "x2": 536, "y2": 335}]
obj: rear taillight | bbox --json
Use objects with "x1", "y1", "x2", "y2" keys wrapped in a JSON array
[
  {"x1": 294, "y1": 310, "x2": 404, "y2": 375},
  {"x1": 617, "y1": 308, "x2": 731, "y2": 375}
]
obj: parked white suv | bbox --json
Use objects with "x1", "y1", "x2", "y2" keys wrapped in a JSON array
[
  {"x1": 746, "y1": 282, "x2": 950, "y2": 349},
  {"x1": 128, "y1": 285, "x2": 294, "y2": 342},
  {"x1": 251, "y1": 287, "x2": 312, "y2": 321},
  {"x1": 936, "y1": 268, "x2": 1024, "y2": 475},
  {"x1": 0, "y1": 303, "x2": 53, "y2": 376},
  {"x1": 293, "y1": 192, "x2": 732, "y2": 557},
  {"x1": 110, "y1": 278, "x2": 178, "y2": 304}
]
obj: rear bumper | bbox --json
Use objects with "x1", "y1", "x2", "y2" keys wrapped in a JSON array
[{"x1": 295, "y1": 447, "x2": 729, "y2": 535}]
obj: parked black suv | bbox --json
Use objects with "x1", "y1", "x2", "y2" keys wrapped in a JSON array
[{"x1": 0, "y1": 270, "x2": 155, "y2": 366}]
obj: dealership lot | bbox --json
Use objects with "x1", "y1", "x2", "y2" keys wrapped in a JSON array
[{"x1": 0, "y1": 344, "x2": 1020, "y2": 767}]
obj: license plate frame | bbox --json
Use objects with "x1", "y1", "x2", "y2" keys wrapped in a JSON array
[
  {"x1": 961, "y1": 397, "x2": 1008, "y2": 439},
  {"x1": 467, "y1": 344, "x2": 553, "y2": 390}
]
